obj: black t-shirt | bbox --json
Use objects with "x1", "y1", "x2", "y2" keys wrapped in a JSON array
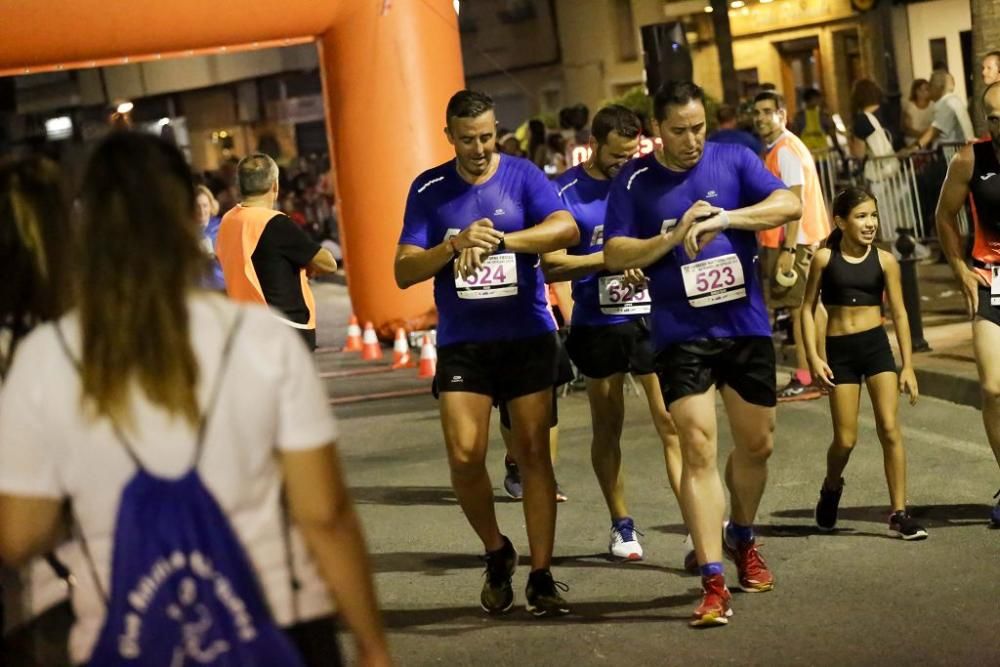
[
  {"x1": 853, "y1": 107, "x2": 891, "y2": 143},
  {"x1": 251, "y1": 214, "x2": 321, "y2": 326}
]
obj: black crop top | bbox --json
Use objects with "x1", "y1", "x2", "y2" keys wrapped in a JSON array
[{"x1": 820, "y1": 247, "x2": 884, "y2": 306}]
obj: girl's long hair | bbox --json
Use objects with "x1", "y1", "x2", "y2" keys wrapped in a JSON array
[
  {"x1": 78, "y1": 132, "x2": 207, "y2": 425},
  {"x1": 0, "y1": 157, "x2": 71, "y2": 372},
  {"x1": 826, "y1": 187, "x2": 877, "y2": 251}
]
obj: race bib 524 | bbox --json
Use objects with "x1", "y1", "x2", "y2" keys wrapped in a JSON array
[{"x1": 455, "y1": 253, "x2": 518, "y2": 300}]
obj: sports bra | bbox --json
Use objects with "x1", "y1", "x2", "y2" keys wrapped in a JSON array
[{"x1": 820, "y1": 246, "x2": 884, "y2": 307}]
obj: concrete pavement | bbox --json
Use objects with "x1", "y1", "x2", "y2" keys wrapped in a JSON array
[{"x1": 312, "y1": 281, "x2": 999, "y2": 667}]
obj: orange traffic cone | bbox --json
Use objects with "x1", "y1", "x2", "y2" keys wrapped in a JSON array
[
  {"x1": 391, "y1": 328, "x2": 413, "y2": 368},
  {"x1": 342, "y1": 315, "x2": 362, "y2": 352},
  {"x1": 417, "y1": 334, "x2": 437, "y2": 379},
  {"x1": 361, "y1": 322, "x2": 383, "y2": 361}
]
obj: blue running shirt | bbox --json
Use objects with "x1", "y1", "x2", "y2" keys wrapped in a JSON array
[
  {"x1": 555, "y1": 165, "x2": 647, "y2": 327},
  {"x1": 400, "y1": 154, "x2": 564, "y2": 346},
  {"x1": 604, "y1": 143, "x2": 786, "y2": 350}
]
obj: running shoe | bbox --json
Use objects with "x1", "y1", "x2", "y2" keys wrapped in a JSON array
[
  {"x1": 723, "y1": 535, "x2": 775, "y2": 592},
  {"x1": 608, "y1": 517, "x2": 643, "y2": 561},
  {"x1": 888, "y1": 511, "x2": 928, "y2": 541},
  {"x1": 991, "y1": 489, "x2": 1000, "y2": 528},
  {"x1": 777, "y1": 377, "x2": 823, "y2": 402},
  {"x1": 690, "y1": 574, "x2": 732, "y2": 627},
  {"x1": 815, "y1": 479, "x2": 844, "y2": 531},
  {"x1": 480, "y1": 535, "x2": 517, "y2": 614},
  {"x1": 503, "y1": 460, "x2": 523, "y2": 500},
  {"x1": 555, "y1": 482, "x2": 568, "y2": 503},
  {"x1": 525, "y1": 569, "x2": 570, "y2": 617}
]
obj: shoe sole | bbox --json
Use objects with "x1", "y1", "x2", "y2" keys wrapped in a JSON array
[
  {"x1": 503, "y1": 486, "x2": 523, "y2": 501},
  {"x1": 609, "y1": 550, "x2": 643, "y2": 561},
  {"x1": 480, "y1": 547, "x2": 518, "y2": 615},
  {"x1": 887, "y1": 528, "x2": 928, "y2": 541},
  {"x1": 689, "y1": 609, "x2": 733, "y2": 627},
  {"x1": 525, "y1": 603, "x2": 571, "y2": 617}
]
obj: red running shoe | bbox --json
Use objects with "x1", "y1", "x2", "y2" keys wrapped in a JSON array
[
  {"x1": 690, "y1": 574, "x2": 732, "y2": 627},
  {"x1": 723, "y1": 537, "x2": 774, "y2": 592}
]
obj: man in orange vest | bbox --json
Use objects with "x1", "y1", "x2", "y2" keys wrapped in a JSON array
[
  {"x1": 753, "y1": 91, "x2": 831, "y2": 401},
  {"x1": 215, "y1": 153, "x2": 338, "y2": 349}
]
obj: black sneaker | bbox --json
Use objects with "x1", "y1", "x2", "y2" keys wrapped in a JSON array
[
  {"x1": 815, "y1": 479, "x2": 844, "y2": 531},
  {"x1": 991, "y1": 489, "x2": 1000, "y2": 528},
  {"x1": 480, "y1": 535, "x2": 517, "y2": 614},
  {"x1": 888, "y1": 511, "x2": 928, "y2": 541},
  {"x1": 525, "y1": 569, "x2": 570, "y2": 617}
]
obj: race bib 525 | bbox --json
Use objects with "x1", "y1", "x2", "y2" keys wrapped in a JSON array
[{"x1": 598, "y1": 275, "x2": 651, "y2": 315}]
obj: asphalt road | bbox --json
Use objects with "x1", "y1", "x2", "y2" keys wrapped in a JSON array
[{"x1": 314, "y1": 285, "x2": 1000, "y2": 666}]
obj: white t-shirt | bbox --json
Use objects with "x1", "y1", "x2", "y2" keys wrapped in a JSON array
[
  {"x1": 932, "y1": 93, "x2": 975, "y2": 144},
  {"x1": 0, "y1": 294, "x2": 337, "y2": 664}
]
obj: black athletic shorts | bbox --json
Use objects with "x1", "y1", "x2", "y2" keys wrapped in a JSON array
[
  {"x1": 497, "y1": 332, "x2": 573, "y2": 429},
  {"x1": 656, "y1": 336, "x2": 776, "y2": 408},
  {"x1": 565, "y1": 319, "x2": 657, "y2": 379},
  {"x1": 435, "y1": 331, "x2": 561, "y2": 403},
  {"x1": 825, "y1": 326, "x2": 896, "y2": 384},
  {"x1": 977, "y1": 286, "x2": 1000, "y2": 327}
]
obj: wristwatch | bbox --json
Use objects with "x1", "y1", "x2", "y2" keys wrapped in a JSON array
[{"x1": 496, "y1": 236, "x2": 506, "y2": 253}]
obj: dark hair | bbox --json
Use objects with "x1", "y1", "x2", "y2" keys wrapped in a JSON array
[
  {"x1": 716, "y1": 104, "x2": 738, "y2": 125},
  {"x1": 653, "y1": 81, "x2": 704, "y2": 122},
  {"x1": 909, "y1": 78, "x2": 929, "y2": 102},
  {"x1": 591, "y1": 105, "x2": 642, "y2": 143},
  {"x1": 851, "y1": 79, "x2": 883, "y2": 113},
  {"x1": 0, "y1": 156, "x2": 71, "y2": 371},
  {"x1": 79, "y1": 132, "x2": 206, "y2": 425},
  {"x1": 827, "y1": 187, "x2": 877, "y2": 249},
  {"x1": 760, "y1": 82, "x2": 777, "y2": 91},
  {"x1": 753, "y1": 91, "x2": 786, "y2": 111},
  {"x1": 445, "y1": 90, "x2": 495, "y2": 126},
  {"x1": 803, "y1": 87, "x2": 822, "y2": 103},
  {"x1": 237, "y1": 153, "x2": 278, "y2": 198}
]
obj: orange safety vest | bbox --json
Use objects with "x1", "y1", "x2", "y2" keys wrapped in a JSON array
[
  {"x1": 216, "y1": 204, "x2": 317, "y2": 329},
  {"x1": 759, "y1": 131, "x2": 830, "y2": 249}
]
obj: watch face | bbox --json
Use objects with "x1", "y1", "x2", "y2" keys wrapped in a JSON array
[{"x1": 851, "y1": 0, "x2": 876, "y2": 11}]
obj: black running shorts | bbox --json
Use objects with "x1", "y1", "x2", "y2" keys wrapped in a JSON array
[
  {"x1": 497, "y1": 332, "x2": 573, "y2": 429},
  {"x1": 435, "y1": 331, "x2": 561, "y2": 403},
  {"x1": 825, "y1": 326, "x2": 896, "y2": 385},
  {"x1": 565, "y1": 319, "x2": 657, "y2": 379},
  {"x1": 656, "y1": 336, "x2": 776, "y2": 408},
  {"x1": 977, "y1": 286, "x2": 1000, "y2": 327}
]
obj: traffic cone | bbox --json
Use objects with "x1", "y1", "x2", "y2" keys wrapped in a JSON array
[
  {"x1": 417, "y1": 334, "x2": 437, "y2": 379},
  {"x1": 361, "y1": 322, "x2": 383, "y2": 361},
  {"x1": 391, "y1": 328, "x2": 413, "y2": 369},
  {"x1": 342, "y1": 315, "x2": 362, "y2": 352}
]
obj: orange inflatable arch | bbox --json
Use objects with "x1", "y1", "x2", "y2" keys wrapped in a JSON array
[{"x1": 0, "y1": 1, "x2": 463, "y2": 337}]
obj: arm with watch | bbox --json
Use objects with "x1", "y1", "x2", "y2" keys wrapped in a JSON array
[
  {"x1": 775, "y1": 184, "x2": 804, "y2": 277},
  {"x1": 394, "y1": 218, "x2": 502, "y2": 289},
  {"x1": 682, "y1": 188, "x2": 802, "y2": 259},
  {"x1": 456, "y1": 211, "x2": 579, "y2": 280}
]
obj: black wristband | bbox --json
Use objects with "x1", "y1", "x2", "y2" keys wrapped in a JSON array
[
  {"x1": 782, "y1": 246, "x2": 796, "y2": 254},
  {"x1": 496, "y1": 237, "x2": 506, "y2": 253}
]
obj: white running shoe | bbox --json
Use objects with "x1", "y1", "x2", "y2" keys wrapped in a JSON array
[{"x1": 609, "y1": 517, "x2": 643, "y2": 561}]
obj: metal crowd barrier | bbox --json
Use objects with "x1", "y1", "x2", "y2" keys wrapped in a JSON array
[{"x1": 810, "y1": 142, "x2": 969, "y2": 242}]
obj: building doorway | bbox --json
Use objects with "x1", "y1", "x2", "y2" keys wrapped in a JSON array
[{"x1": 776, "y1": 36, "x2": 822, "y2": 118}]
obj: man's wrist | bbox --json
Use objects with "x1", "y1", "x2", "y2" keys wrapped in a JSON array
[{"x1": 447, "y1": 236, "x2": 459, "y2": 256}]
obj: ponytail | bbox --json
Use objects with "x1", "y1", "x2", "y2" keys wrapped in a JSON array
[{"x1": 826, "y1": 228, "x2": 844, "y2": 250}]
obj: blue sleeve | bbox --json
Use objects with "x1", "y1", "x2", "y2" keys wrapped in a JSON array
[
  {"x1": 603, "y1": 170, "x2": 637, "y2": 241},
  {"x1": 399, "y1": 182, "x2": 431, "y2": 248},
  {"x1": 737, "y1": 146, "x2": 787, "y2": 207},
  {"x1": 521, "y1": 162, "x2": 565, "y2": 225}
]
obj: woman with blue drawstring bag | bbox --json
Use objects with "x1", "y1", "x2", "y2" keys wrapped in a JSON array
[{"x1": 0, "y1": 132, "x2": 392, "y2": 667}]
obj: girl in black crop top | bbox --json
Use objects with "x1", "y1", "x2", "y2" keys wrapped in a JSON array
[{"x1": 799, "y1": 187, "x2": 927, "y2": 540}]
